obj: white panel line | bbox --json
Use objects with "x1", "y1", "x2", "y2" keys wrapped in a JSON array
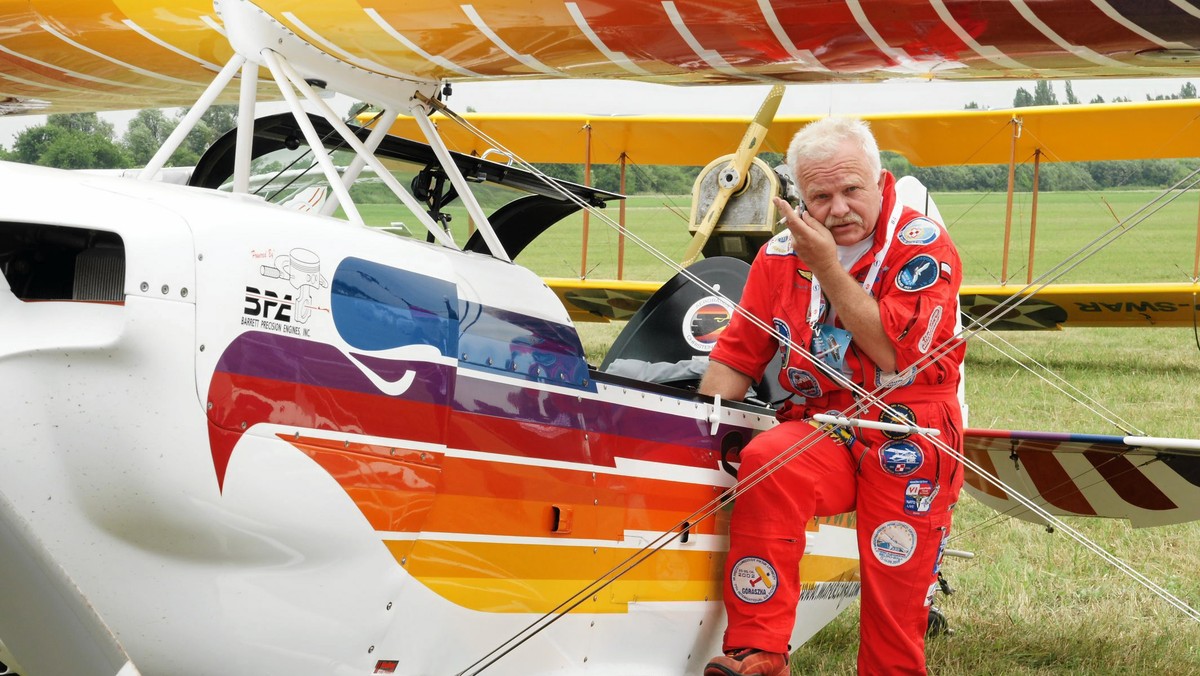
[
  {"x1": 928, "y1": 0, "x2": 1032, "y2": 70},
  {"x1": 661, "y1": 1, "x2": 746, "y2": 77},
  {"x1": 0, "y1": 43, "x2": 160, "y2": 89},
  {"x1": 0, "y1": 71, "x2": 80, "y2": 92},
  {"x1": 379, "y1": 529, "x2": 729, "y2": 551},
  {"x1": 363, "y1": 7, "x2": 484, "y2": 77},
  {"x1": 1168, "y1": 0, "x2": 1200, "y2": 21},
  {"x1": 39, "y1": 21, "x2": 196, "y2": 85},
  {"x1": 201, "y1": 14, "x2": 227, "y2": 36},
  {"x1": 846, "y1": 0, "x2": 920, "y2": 69},
  {"x1": 122, "y1": 19, "x2": 223, "y2": 71},
  {"x1": 1009, "y1": 0, "x2": 1136, "y2": 68},
  {"x1": 281, "y1": 11, "x2": 412, "y2": 78},
  {"x1": 564, "y1": 2, "x2": 654, "y2": 75},
  {"x1": 1090, "y1": 0, "x2": 1192, "y2": 49},
  {"x1": 756, "y1": 0, "x2": 829, "y2": 71},
  {"x1": 461, "y1": 4, "x2": 563, "y2": 76}
]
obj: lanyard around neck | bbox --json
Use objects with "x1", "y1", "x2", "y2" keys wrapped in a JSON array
[{"x1": 807, "y1": 199, "x2": 904, "y2": 327}]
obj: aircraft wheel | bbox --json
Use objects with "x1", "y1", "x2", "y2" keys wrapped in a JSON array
[{"x1": 926, "y1": 606, "x2": 952, "y2": 638}]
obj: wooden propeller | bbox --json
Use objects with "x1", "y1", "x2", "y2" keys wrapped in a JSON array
[{"x1": 680, "y1": 84, "x2": 785, "y2": 267}]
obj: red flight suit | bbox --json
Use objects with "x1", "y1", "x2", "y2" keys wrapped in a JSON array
[{"x1": 708, "y1": 172, "x2": 965, "y2": 674}]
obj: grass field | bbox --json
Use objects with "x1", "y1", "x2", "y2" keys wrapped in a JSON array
[
  {"x1": 531, "y1": 189, "x2": 1200, "y2": 674},
  {"x1": 380, "y1": 187, "x2": 1200, "y2": 672}
]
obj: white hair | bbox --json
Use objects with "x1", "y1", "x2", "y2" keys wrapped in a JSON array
[{"x1": 785, "y1": 117, "x2": 882, "y2": 191}]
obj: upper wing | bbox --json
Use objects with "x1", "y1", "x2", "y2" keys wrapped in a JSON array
[
  {"x1": 3, "y1": 2, "x2": 1200, "y2": 115},
  {"x1": 962, "y1": 428, "x2": 1200, "y2": 527}
]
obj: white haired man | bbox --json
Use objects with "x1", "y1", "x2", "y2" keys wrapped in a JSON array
[{"x1": 701, "y1": 117, "x2": 965, "y2": 676}]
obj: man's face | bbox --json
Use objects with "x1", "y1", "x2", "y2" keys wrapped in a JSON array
[{"x1": 795, "y1": 140, "x2": 885, "y2": 246}]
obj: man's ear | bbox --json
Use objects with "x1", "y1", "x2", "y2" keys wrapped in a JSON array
[{"x1": 877, "y1": 171, "x2": 886, "y2": 191}]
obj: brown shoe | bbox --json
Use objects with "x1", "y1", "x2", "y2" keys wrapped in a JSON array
[{"x1": 704, "y1": 648, "x2": 790, "y2": 676}]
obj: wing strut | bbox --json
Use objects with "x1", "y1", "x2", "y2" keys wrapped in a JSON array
[{"x1": 133, "y1": 0, "x2": 515, "y2": 259}]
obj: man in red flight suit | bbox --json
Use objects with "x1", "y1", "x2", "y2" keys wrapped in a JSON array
[{"x1": 701, "y1": 117, "x2": 965, "y2": 676}]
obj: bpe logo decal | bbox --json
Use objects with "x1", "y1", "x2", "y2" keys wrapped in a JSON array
[
  {"x1": 683, "y1": 296, "x2": 733, "y2": 351},
  {"x1": 244, "y1": 247, "x2": 328, "y2": 335}
]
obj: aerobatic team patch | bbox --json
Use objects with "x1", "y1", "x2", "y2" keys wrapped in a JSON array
[
  {"x1": 683, "y1": 296, "x2": 734, "y2": 352},
  {"x1": 896, "y1": 254, "x2": 940, "y2": 292},
  {"x1": 774, "y1": 318, "x2": 792, "y2": 362},
  {"x1": 897, "y1": 218, "x2": 940, "y2": 246},
  {"x1": 918, "y1": 305, "x2": 943, "y2": 354},
  {"x1": 875, "y1": 365, "x2": 917, "y2": 389},
  {"x1": 879, "y1": 439, "x2": 924, "y2": 476},
  {"x1": 924, "y1": 581, "x2": 939, "y2": 607},
  {"x1": 766, "y1": 231, "x2": 794, "y2": 256},
  {"x1": 730, "y1": 556, "x2": 779, "y2": 604},
  {"x1": 786, "y1": 367, "x2": 823, "y2": 398},
  {"x1": 822, "y1": 410, "x2": 857, "y2": 447},
  {"x1": 871, "y1": 520, "x2": 917, "y2": 567},
  {"x1": 879, "y1": 403, "x2": 917, "y2": 439},
  {"x1": 904, "y1": 478, "x2": 938, "y2": 516}
]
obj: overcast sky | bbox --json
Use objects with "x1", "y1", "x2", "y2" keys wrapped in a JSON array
[{"x1": 0, "y1": 76, "x2": 1196, "y2": 147}]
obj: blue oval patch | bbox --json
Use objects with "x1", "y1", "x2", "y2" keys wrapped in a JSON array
[
  {"x1": 896, "y1": 254, "x2": 940, "y2": 292},
  {"x1": 897, "y1": 218, "x2": 940, "y2": 246},
  {"x1": 774, "y1": 318, "x2": 791, "y2": 362},
  {"x1": 879, "y1": 439, "x2": 924, "y2": 476}
]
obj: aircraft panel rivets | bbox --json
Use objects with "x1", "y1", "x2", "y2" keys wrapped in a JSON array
[
  {"x1": 401, "y1": 557, "x2": 407, "y2": 565},
  {"x1": 386, "y1": 602, "x2": 392, "y2": 610},
  {"x1": 161, "y1": 285, "x2": 169, "y2": 295},
  {"x1": 207, "y1": 401, "x2": 213, "y2": 410},
  {"x1": 198, "y1": 254, "x2": 203, "y2": 261},
  {"x1": 344, "y1": 440, "x2": 350, "y2": 448},
  {"x1": 140, "y1": 282, "x2": 148, "y2": 292},
  {"x1": 240, "y1": 421, "x2": 247, "y2": 429},
  {"x1": 181, "y1": 288, "x2": 188, "y2": 298},
  {"x1": 199, "y1": 344, "x2": 205, "y2": 352},
  {"x1": 368, "y1": 646, "x2": 374, "y2": 654}
]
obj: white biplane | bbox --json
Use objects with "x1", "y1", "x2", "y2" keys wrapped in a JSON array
[{"x1": 1, "y1": 2, "x2": 1200, "y2": 675}]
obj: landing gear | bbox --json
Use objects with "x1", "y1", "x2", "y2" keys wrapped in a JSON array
[{"x1": 926, "y1": 572, "x2": 956, "y2": 638}]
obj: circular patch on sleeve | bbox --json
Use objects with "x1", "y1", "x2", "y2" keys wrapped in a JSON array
[
  {"x1": 897, "y1": 218, "x2": 940, "y2": 246},
  {"x1": 878, "y1": 439, "x2": 924, "y2": 476},
  {"x1": 871, "y1": 520, "x2": 917, "y2": 567},
  {"x1": 786, "y1": 367, "x2": 823, "y2": 398},
  {"x1": 730, "y1": 556, "x2": 779, "y2": 603},
  {"x1": 896, "y1": 254, "x2": 940, "y2": 292},
  {"x1": 683, "y1": 297, "x2": 734, "y2": 351},
  {"x1": 773, "y1": 318, "x2": 791, "y2": 362}
]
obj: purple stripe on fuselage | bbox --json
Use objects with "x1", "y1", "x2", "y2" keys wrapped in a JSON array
[
  {"x1": 454, "y1": 373, "x2": 725, "y2": 447},
  {"x1": 213, "y1": 331, "x2": 450, "y2": 404}
]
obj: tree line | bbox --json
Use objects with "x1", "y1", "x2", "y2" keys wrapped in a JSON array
[{"x1": 4, "y1": 81, "x2": 1197, "y2": 195}]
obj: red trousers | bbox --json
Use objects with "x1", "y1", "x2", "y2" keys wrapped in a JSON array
[{"x1": 721, "y1": 399, "x2": 963, "y2": 675}]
